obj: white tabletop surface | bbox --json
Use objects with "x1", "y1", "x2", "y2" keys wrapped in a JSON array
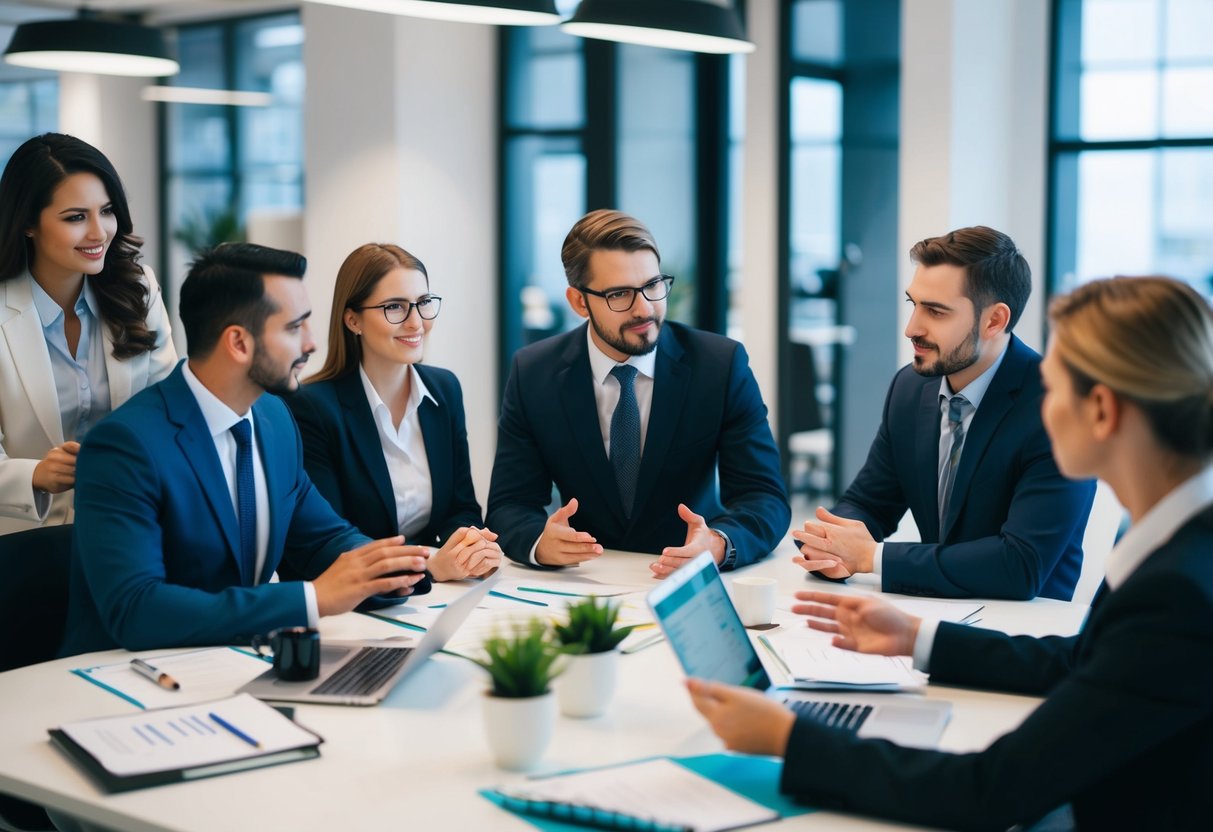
[{"x1": 0, "y1": 551, "x2": 1088, "y2": 832}]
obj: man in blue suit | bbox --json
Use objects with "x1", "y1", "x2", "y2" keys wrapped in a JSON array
[
  {"x1": 60, "y1": 244, "x2": 430, "y2": 655},
  {"x1": 487, "y1": 210, "x2": 789, "y2": 576},
  {"x1": 793, "y1": 226, "x2": 1095, "y2": 600}
]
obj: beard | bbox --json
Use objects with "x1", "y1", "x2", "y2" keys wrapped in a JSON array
[
  {"x1": 911, "y1": 320, "x2": 981, "y2": 378},
  {"x1": 249, "y1": 345, "x2": 308, "y2": 395},
  {"x1": 588, "y1": 308, "x2": 662, "y2": 357}
]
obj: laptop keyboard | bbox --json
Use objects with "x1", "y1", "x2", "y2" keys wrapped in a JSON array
[
  {"x1": 786, "y1": 699, "x2": 873, "y2": 733},
  {"x1": 312, "y1": 646, "x2": 412, "y2": 697}
]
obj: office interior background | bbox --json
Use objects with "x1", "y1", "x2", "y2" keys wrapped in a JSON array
[{"x1": 1, "y1": 0, "x2": 1210, "y2": 517}]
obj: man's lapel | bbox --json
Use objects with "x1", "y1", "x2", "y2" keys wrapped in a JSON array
[
  {"x1": 915, "y1": 378, "x2": 943, "y2": 541},
  {"x1": 632, "y1": 329, "x2": 689, "y2": 522}
]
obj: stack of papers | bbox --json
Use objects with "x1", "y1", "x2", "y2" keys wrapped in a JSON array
[
  {"x1": 764, "y1": 629, "x2": 926, "y2": 690},
  {"x1": 50, "y1": 693, "x2": 322, "y2": 792},
  {"x1": 72, "y1": 648, "x2": 273, "y2": 709}
]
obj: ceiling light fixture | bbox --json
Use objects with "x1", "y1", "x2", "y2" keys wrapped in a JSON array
[
  {"x1": 3, "y1": 15, "x2": 179, "y2": 77},
  {"x1": 305, "y1": 0, "x2": 560, "y2": 26},
  {"x1": 562, "y1": 0, "x2": 755, "y2": 54},
  {"x1": 141, "y1": 87, "x2": 273, "y2": 107}
]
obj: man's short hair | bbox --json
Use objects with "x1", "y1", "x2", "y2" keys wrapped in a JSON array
[
  {"x1": 909, "y1": 226, "x2": 1031, "y2": 330},
  {"x1": 561, "y1": 209, "x2": 661, "y2": 290},
  {"x1": 179, "y1": 242, "x2": 307, "y2": 359}
]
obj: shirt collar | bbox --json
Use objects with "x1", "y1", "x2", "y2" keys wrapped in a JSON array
[
  {"x1": 586, "y1": 323, "x2": 658, "y2": 385},
  {"x1": 358, "y1": 363, "x2": 436, "y2": 419},
  {"x1": 182, "y1": 360, "x2": 250, "y2": 438},
  {"x1": 30, "y1": 277, "x2": 100, "y2": 330},
  {"x1": 938, "y1": 338, "x2": 1009, "y2": 410},
  {"x1": 1105, "y1": 465, "x2": 1213, "y2": 590}
]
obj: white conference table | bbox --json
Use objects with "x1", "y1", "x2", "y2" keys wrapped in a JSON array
[{"x1": 0, "y1": 551, "x2": 1088, "y2": 832}]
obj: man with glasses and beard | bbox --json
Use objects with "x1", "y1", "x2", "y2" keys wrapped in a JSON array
[
  {"x1": 792, "y1": 226, "x2": 1095, "y2": 600},
  {"x1": 61, "y1": 244, "x2": 431, "y2": 655},
  {"x1": 487, "y1": 210, "x2": 789, "y2": 576}
]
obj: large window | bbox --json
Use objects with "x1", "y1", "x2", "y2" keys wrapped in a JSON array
[
  {"x1": 498, "y1": 8, "x2": 741, "y2": 389},
  {"x1": 780, "y1": 0, "x2": 900, "y2": 504},
  {"x1": 160, "y1": 12, "x2": 304, "y2": 295},
  {"x1": 0, "y1": 31, "x2": 57, "y2": 169},
  {"x1": 1050, "y1": 0, "x2": 1213, "y2": 295}
]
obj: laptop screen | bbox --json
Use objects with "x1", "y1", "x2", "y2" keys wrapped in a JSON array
[{"x1": 647, "y1": 552, "x2": 771, "y2": 690}]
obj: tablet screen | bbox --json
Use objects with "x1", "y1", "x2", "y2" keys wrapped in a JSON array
[{"x1": 647, "y1": 552, "x2": 770, "y2": 690}]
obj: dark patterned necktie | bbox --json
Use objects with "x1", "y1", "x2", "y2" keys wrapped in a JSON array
[
  {"x1": 230, "y1": 419, "x2": 257, "y2": 586},
  {"x1": 609, "y1": 365, "x2": 641, "y2": 517},
  {"x1": 938, "y1": 395, "x2": 970, "y2": 531}
]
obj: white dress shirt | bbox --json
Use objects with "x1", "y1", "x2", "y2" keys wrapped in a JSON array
[
  {"x1": 30, "y1": 276, "x2": 111, "y2": 442},
  {"x1": 358, "y1": 364, "x2": 435, "y2": 539},
  {"x1": 181, "y1": 362, "x2": 318, "y2": 625},
  {"x1": 871, "y1": 340, "x2": 1009, "y2": 575},
  {"x1": 913, "y1": 465, "x2": 1213, "y2": 672}
]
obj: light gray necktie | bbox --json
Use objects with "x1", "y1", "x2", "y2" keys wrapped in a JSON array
[{"x1": 937, "y1": 394, "x2": 970, "y2": 531}]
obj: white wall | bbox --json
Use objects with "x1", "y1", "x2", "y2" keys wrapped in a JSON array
[
  {"x1": 303, "y1": 4, "x2": 498, "y2": 503},
  {"x1": 899, "y1": 0, "x2": 1051, "y2": 358}
]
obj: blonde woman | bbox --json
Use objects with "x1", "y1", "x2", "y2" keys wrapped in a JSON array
[
  {"x1": 287, "y1": 244, "x2": 500, "y2": 597},
  {"x1": 687, "y1": 277, "x2": 1213, "y2": 830}
]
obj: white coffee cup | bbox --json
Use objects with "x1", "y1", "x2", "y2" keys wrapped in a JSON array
[{"x1": 732, "y1": 576, "x2": 777, "y2": 627}]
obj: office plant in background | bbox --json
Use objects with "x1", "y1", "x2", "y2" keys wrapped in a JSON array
[
  {"x1": 473, "y1": 619, "x2": 563, "y2": 770},
  {"x1": 172, "y1": 207, "x2": 245, "y2": 254},
  {"x1": 553, "y1": 596, "x2": 636, "y2": 718}
]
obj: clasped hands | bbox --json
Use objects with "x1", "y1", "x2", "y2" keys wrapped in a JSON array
[
  {"x1": 791, "y1": 506, "x2": 877, "y2": 579},
  {"x1": 534, "y1": 498, "x2": 725, "y2": 578},
  {"x1": 686, "y1": 590, "x2": 921, "y2": 756}
]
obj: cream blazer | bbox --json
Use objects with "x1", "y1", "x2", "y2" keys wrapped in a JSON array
[{"x1": 0, "y1": 266, "x2": 178, "y2": 534}]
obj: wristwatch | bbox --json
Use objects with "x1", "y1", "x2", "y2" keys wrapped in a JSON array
[{"x1": 710, "y1": 528, "x2": 737, "y2": 570}]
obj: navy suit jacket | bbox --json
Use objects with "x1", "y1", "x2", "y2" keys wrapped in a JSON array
[
  {"x1": 781, "y1": 506, "x2": 1213, "y2": 831},
  {"x1": 486, "y1": 322, "x2": 789, "y2": 568},
  {"x1": 832, "y1": 336, "x2": 1095, "y2": 600},
  {"x1": 286, "y1": 366, "x2": 485, "y2": 594},
  {"x1": 60, "y1": 363, "x2": 368, "y2": 656}
]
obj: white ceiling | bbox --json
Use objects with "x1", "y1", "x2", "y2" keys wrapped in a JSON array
[{"x1": 0, "y1": 1, "x2": 294, "y2": 26}]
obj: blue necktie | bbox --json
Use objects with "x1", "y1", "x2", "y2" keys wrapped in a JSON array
[
  {"x1": 609, "y1": 365, "x2": 641, "y2": 518},
  {"x1": 230, "y1": 419, "x2": 257, "y2": 586},
  {"x1": 938, "y1": 395, "x2": 970, "y2": 531}
]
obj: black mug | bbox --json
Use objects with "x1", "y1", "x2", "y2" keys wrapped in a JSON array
[{"x1": 254, "y1": 627, "x2": 321, "y2": 682}]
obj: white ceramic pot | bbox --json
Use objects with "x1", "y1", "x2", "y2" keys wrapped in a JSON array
[
  {"x1": 556, "y1": 649, "x2": 618, "y2": 718},
  {"x1": 482, "y1": 689, "x2": 557, "y2": 771}
]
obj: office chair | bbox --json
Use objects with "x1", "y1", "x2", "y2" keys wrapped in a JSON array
[
  {"x1": 787, "y1": 341, "x2": 833, "y2": 501},
  {"x1": 0, "y1": 523, "x2": 73, "y2": 832}
]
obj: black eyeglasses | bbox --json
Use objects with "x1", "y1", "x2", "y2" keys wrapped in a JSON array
[
  {"x1": 579, "y1": 275, "x2": 674, "y2": 313},
  {"x1": 355, "y1": 296, "x2": 442, "y2": 324}
]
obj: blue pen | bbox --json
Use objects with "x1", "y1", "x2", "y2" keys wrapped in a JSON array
[
  {"x1": 516, "y1": 585, "x2": 583, "y2": 598},
  {"x1": 210, "y1": 712, "x2": 261, "y2": 748},
  {"x1": 489, "y1": 589, "x2": 548, "y2": 607}
]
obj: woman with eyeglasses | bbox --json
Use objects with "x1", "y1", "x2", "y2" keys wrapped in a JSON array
[
  {"x1": 686, "y1": 276, "x2": 1213, "y2": 830},
  {"x1": 287, "y1": 243, "x2": 501, "y2": 592},
  {"x1": 0, "y1": 133, "x2": 176, "y2": 535}
]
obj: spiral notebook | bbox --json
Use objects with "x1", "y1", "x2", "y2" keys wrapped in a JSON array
[{"x1": 482, "y1": 754, "x2": 804, "y2": 832}]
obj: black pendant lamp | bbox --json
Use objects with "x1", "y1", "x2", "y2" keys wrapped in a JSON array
[
  {"x1": 4, "y1": 15, "x2": 179, "y2": 77},
  {"x1": 562, "y1": 0, "x2": 754, "y2": 54}
]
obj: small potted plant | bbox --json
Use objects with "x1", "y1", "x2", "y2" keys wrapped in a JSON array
[
  {"x1": 472, "y1": 618, "x2": 563, "y2": 770},
  {"x1": 553, "y1": 596, "x2": 636, "y2": 718}
]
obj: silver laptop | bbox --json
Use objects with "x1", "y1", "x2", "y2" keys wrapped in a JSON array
[
  {"x1": 239, "y1": 576, "x2": 496, "y2": 706},
  {"x1": 647, "y1": 553, "x2": 950, "y2": 748}
]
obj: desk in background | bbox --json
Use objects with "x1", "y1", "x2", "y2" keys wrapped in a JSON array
[{"x1": 0, "y1": 551, "x2": 1087, "y2": 832}]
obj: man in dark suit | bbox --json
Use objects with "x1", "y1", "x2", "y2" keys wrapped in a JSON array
[
  {"x1": 487, "y1": 209, "x2": 789, "y2": 575},
  {"x1": 60, "y1": 244, "x2": 429, "y2": 655},
  {"x1": 793, "y1": 226, "x2": 1094, "y2": 599}
]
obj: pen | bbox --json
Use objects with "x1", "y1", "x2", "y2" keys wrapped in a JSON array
[
  {"x1": 516, "y1": 585, "x2": 584, "y2": 598},
  {"x1": 757, "y1": 635, "x2": 792, "y2": 677},
  {"x1": 130, "y1": 658, "x2": 180, "y2": 691},
  {"x1": 489, "y1": 589, "x2": 548, "y2": 607},
  {"x1": 209, "y1": 712, "x2": 260, "y2": 748}
]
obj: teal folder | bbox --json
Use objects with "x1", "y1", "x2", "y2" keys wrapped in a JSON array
[{"x1": 480, "y1": 752, "x2": 813, "y2": 832}]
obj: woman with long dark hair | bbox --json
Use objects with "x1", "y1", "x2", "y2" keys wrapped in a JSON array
[
  {"x1": 288, "y1": 243, "x2": 500, "y2": 588},
  {"x1": 0, "y1": 133, "x2": 176, "y2": 535},
  {"x1": 687, "y1": 276, "x2": 1213, "y2": 830}
]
